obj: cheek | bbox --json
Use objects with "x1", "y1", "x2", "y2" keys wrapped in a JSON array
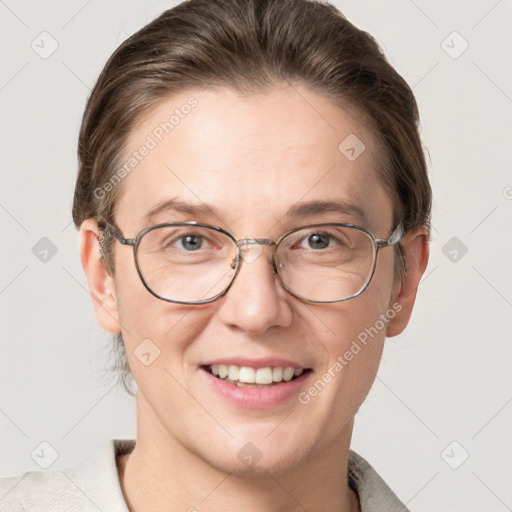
[
  {"x1": 313, "y1": 254, "x2": 395, "y2": 355},
  {"x1": 314, "y1": 295, "x2": 388, "y2": 362},
  {"x1": 115, "y1": 279, "x2": 214, "y2": 376},
  {"x1": 307, "y1": 254, "x2": 396, "y2": 390},
  {"x1": 112, "y1": 245, "x2": 217, "y2": 366},
  {"x1": 113, "y1": 248, "x2": 173, "y2": 331},
  {"x1": 111, "y1": 254, "x2": 174, "y2": 365},
  {"x1": 363, "y1": 244, "x2": 398, "y2": 311}
]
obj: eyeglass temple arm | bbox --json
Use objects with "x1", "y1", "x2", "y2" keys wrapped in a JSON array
[
  {"x1": 98, "y1": 218, "x2": 135, "y2": 246},
  {"x1": 376, "y1": 224, "x2": 404, "y2": 249}
]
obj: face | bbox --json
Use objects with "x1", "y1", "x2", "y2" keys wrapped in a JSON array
[{"x1": 92, "y1": 83, "x2": 403, "y2": 475}]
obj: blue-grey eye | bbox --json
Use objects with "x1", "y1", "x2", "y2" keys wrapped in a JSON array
[
  {"x1": 178, "y1": 234, "x2": 204, "y2": 251},
  {"x1": 303, "y1": 233, "x2": 331, "y2": 250}
]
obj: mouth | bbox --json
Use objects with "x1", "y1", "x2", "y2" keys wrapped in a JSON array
[{"x1": 202, "y1": 364, "x2": 311, "y2": 388}]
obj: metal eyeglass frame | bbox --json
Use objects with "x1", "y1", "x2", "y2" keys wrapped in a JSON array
[{"x1": 99, "y1": 218, "x2": 404, "y2": 305}]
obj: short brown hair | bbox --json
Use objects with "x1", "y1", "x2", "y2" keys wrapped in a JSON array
[{"x1": 72, "y1": 0, "x2": 431, "y2": 394}]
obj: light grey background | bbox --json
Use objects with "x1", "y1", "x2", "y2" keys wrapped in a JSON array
[{"x1": 1, "y1": 1, "x2": 511, "y2": 510}]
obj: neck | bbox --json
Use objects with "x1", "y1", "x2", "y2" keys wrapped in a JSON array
[{"x1": 118, "y1": 395, "x2": 360, "y2": 512}]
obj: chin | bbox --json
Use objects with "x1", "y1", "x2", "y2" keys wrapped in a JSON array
[{"x1": 199, "y1": 440, "x2": 312, "y2": 478}]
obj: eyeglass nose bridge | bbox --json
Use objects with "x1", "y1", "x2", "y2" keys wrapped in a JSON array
[{"x1": 234, "y1": 237, "x2": 277, "y2": 265}]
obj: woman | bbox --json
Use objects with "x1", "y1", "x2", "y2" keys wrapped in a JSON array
[{"x1": 0, "y1": 0, "x2": 430, "y2": 510}]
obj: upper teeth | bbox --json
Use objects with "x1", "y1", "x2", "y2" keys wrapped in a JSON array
[{"x1": 210, "y1": 364, "x2": 303, "y2": 384}]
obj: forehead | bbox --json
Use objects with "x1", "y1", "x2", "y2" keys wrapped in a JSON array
[{"x1": 115, "y1": 83, "x2": 393, "y2": 235}]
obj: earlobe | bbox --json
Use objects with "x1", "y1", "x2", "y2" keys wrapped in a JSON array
[
  {"x1": 386, "y1": 226, "x2": 429, "y2": 338},
  {"x1": 79, "y1": 219, "x2": 122, "y2": 333}
]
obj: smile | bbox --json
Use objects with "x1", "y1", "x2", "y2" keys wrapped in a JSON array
[{"x1": 204, "y1": 364, "x2": 308, "y2": 386}]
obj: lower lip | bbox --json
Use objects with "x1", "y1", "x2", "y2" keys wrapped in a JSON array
[{"x1": 200, "y1": 368, "x2": 311, "y2": 408}]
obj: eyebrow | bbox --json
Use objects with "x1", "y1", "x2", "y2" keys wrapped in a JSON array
[
  {"x1": 142, "y1": 198, "x2": 222, "y2": 227},
  {"x1": 142, "y1": 197, "x2": 369, "y2": 227},
  {"x1": 286, "y1": 200, "x2": 368, "y2": 225}
]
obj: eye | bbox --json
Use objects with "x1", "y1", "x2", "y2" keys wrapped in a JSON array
[
  {"x1": 300, "y1": 232, "x2": 332, "y2": 250},
  {"x1": 175, "y1": 233, "x2": 204, "y2": 251},
  {"x1": 297, "y1": 230, "x2": 352, "y2": 250},
  {"x1": 157, "y1": 229, "x2": 212, "y2": 252}
]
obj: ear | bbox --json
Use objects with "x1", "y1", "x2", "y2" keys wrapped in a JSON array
[
  {"x1": 79, "y1": 218, "x2": 122, "y2": 333},
  {"x1": 386, "y1": 226, "x2": 429, "y2": 337}
]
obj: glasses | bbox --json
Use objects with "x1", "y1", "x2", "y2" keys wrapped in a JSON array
[{"x1": 99, "y1": 219, "x2": 403, "y2": 305}]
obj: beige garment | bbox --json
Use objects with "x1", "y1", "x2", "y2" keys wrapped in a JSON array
[{"x1": 0, "y1": 439, "x2": 410, "y2": 511}]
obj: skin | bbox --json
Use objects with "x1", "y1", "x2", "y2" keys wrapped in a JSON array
[{"x1": 80, "y1": 82, "x2": 429, "y2": 512}]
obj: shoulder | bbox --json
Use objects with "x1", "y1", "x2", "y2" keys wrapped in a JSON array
[
  {"x1": 0, "y1": 469, "x2": 78, "y2": 512},
  {"x1": 348, "y1": 450, "x2": 410, "y2": 512},
  {"x1": 0, "y1": 439, "x2": 135, "y2": 512}
]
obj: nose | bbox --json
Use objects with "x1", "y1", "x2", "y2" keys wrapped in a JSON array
[{"x1": 216, "y1": 241, "x2": 293, "y2": 335}]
